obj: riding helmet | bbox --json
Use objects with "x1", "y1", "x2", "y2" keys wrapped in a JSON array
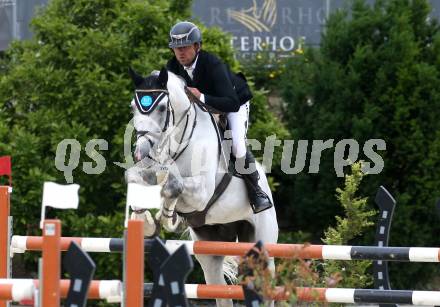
[{"x1": 169, "y1": 21, "x2": 202, "y2": 48}]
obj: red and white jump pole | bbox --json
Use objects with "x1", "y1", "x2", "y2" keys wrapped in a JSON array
[
  {"x1": 181, "y1": 285, "x2": 440, "y2": 305},
  {"x1": 11, "y1": 236, "x2": 440, "y2": 262},
  {"x1": 0, "y1": 279, "x2": 121, "y2": 303},
  {"x1": 3, "y1": 281, "x2": 440, "y2": 306}
]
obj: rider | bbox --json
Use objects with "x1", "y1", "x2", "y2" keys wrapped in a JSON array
[{"x1": 166, "y1": 21, "x2": 272, "y2": 213}]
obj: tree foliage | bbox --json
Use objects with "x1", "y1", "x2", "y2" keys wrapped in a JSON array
[
  {"x1": 280, "y1": 0, "x2": 440, "y2": 288},
  {"x1": 0, "y1": 0, "x2": 287, "y2": 289},
  {"x1": 319, "y1": 162, "x2": 375, "y2": 288}
]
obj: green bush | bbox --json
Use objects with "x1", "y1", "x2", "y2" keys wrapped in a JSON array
[
  {"x1": 0, "y1": 0, "x2": 289, "y2": 300},
  {"x1": 280, "y1": 0, "x2": 440, "y2": 288},
  {"x1": 318, "y1": 162, "x2": 376, "y2": 288}
]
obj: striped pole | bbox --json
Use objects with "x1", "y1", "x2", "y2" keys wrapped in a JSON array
[
  {"x1": 0, "y1": 279, "x2": 121, "y2": 302},
  {"x1": 11, "y1": 236, "x2": 440, "y2": 262},
  {"x1": 146, "y1": 284, "x2": 440, "y2": 305},
  {"x1": 0, "y1": 187, "x2": 10, "y2": 307},
  {"x1": 0, "y1": 279, "x2": 35, "y2": 303},
  {"x1": 124, "y1": 220, "x2": 144, "y2": 307},
  {"x1": 60, "y1": 280, "x2": 121, "y2": 302},
  {"x1": 41, "y1": 220, "x2": 61, "y2": 306},
  {"x1": 2, "y1": 280, "x2": 440, "y2": 305}
]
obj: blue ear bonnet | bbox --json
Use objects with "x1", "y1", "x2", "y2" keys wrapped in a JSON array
[{"x1": 134, "y1": 89, "x2": 168, "y2": 114}]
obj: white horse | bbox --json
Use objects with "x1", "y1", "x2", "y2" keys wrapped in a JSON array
[{"x1": 125, "y1": 67, "x2": 278, "y2": 307}]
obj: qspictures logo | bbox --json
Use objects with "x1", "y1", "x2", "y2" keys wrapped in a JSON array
[{"x1": 53, "y1": 118, "x2": 386, "y2": 183}]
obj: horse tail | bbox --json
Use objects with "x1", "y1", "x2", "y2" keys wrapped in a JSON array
[
  {"x1": 180, "y1": 226, "x2": 191, "y2": 239},
  {"x1": 223, "y1": 256, "x2": 239, "y2": 284}
]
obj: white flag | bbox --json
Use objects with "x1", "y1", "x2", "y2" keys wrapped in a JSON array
[
  {"x1": 42, "y1": 182, "x2": 80, "y2": 209},
  {"x1": 127, "y1": 183, "x2": 161, "y2": 210}
]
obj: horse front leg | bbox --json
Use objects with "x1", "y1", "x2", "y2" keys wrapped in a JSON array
[
  {"x1": 162, "y1": 172, "x2": 213, "y2": 210},
  {"x1": 125, "y1": 165, "x2": 162, "y2": 237},
  {"x1": 159, "y1": 172, "x2": 184, "y2": 232},
  {"x1": 159, "y1": 173, "x2": 213, "y2": 232}
]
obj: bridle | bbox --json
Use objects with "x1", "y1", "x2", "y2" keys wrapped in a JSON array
[
  {"x1": 134, "y1": 88, "x2": 198, "y2": 164},
  {"x1": 134, "y1": 89, "x2": 173, "y2": 134}
]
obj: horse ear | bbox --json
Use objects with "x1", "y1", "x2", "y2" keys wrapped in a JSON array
[
  {"x1": 157, "y1": 67, "x2": 168, "y2": 88},
  {"x1": 128, "y1": 67, "x2": 144, "y2": 87}
]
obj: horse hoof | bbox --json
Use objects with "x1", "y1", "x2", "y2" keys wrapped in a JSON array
[
  {"x1": 130, "y1": 210, "x2": 158, "y2": 237},
  {"x1": 141, "y1": 170, "x2": 157, "y2": 185}
]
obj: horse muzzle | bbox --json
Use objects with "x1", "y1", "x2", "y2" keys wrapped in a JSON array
[{"x1": 134, "y1": 136, "x2": 152, "y2": 162}]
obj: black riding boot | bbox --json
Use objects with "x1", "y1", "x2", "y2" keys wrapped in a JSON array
[{"x1": 240, "y1": 150, "x2": 273, "y2": 213}]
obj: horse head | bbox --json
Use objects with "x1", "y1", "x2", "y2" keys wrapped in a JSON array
[
  {"x1": 128, "y1": 67, "x2": 195, "y2": 233},
  {"x1": 129, "y1": 67, "x2": 192, "y2": 165}
]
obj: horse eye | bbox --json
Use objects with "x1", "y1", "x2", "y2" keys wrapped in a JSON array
[{"x1": 158, "y1": 104, "x2": 166, "y2": 112}]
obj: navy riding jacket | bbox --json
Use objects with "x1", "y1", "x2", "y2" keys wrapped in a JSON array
[{"x1": 166, "y1": 50, "x2": 253, "y2": 113}]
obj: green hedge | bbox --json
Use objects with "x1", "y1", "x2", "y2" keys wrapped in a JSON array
[{"x1": 279, "y1": 0, "x2": 440, "y2": 288}]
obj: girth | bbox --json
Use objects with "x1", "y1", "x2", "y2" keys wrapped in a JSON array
[{"x1": 178, "y1": 170, "x2": 233, "y2": 228}]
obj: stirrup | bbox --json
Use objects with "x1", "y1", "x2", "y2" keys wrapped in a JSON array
[
  {"x1": 251, "y1": 199, "x2": 272, "y2": 214},
  {"x1": 249, "y1": 188, "x2": 272, "y2": 213}
]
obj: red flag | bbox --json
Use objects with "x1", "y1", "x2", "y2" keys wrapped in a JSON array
[{"x1": 0, "y1": 156, "x2": 12, "y2": 186}]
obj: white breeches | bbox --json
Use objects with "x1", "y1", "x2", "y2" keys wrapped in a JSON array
[{"x1": 227, "y1": 101, "x2": 249, "y2": 158}]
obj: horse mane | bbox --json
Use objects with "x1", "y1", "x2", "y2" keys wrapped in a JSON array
[
  {"x1": 168, "y1": 71, "x2": 187, "y2": 87},
  {"x1": 167, "y1": 71, "x2": 191, "y2": 107},
  {"x1": 150, "y1": 69, "x2": 187, "y2": 87},
  {"x1": 146, "y1": 69, "x2": 189, "y2": 107}
]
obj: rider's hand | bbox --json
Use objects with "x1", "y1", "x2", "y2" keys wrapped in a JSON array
[{"x1": 187, "y1": 87, "x2": 201, "y2": 99}]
